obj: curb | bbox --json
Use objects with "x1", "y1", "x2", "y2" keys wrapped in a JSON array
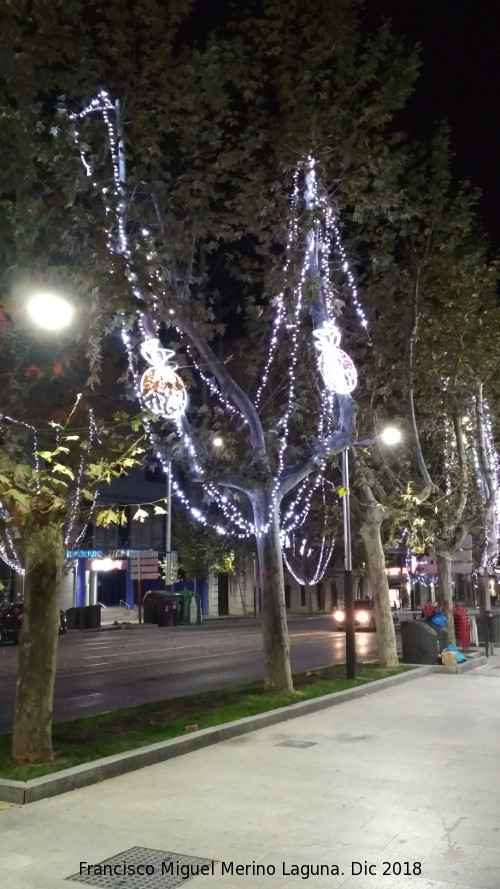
[
  {"x1": 434, "y1": 654, "x2": 488, "y2": 674},
  {"x1": 0, "y1": 667, "x2": 429, "y2": 806},
  {"x1": 0, "y1": 658, "x2": 486, "y2": 806}
]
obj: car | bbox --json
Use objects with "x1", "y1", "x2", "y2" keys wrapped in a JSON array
[
  {"x1": 0, "y1": 602, "x2": 67, "y2": 644},
  {"x1": 333, "y1": 599, "x2": 400, "y2": 632}
]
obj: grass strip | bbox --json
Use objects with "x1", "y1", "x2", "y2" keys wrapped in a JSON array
[{"x1": 0, "y1": 663, "x2": 411, "y2": 782}]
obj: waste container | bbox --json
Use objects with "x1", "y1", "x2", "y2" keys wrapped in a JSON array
[
  {"x1": 476, "y1": 613, "x2": 500, "y2": 644},
  {"x1": 78, "y1": 604, "x2": 101, "y2": 630},
  {"x1": 401, "y1": 620, "x2": 440, "y2": 664},
  {"x1": 176, "y1": 589, "x2": 202, "y2": 625},
  {"x1": 488, "y1": 613, "x2": 500, "y2": 643},
  {"x1": 424, "y1": 619, "x2": 449, "y2": 652},
  {"x1": 65, "y1": 606, "x2": 80, "y2": 630},
  {"x1": 156, "y1": 594, "x2": 181, "y2": 627},
  {"x1": 143, "y1": 591, "x2": 163, "y2": 624}
]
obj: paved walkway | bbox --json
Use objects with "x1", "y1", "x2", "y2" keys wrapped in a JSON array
[{"x1": 2, "y1": 662, "x2": 500, "y2": 889}]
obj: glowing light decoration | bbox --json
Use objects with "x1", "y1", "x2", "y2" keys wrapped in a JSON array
[
  {"x1": 69, "y1": 96, "x2": 371, "y2": 574},
  {"x1": 27, "y1": 292, "x2": 74, "y2": 331},
  {"x1": 140, "y1": 338, "x2": 188, "y2": 419},
  {"x1": 313, "y1": 322, "x2": 358, "y2": 395}
]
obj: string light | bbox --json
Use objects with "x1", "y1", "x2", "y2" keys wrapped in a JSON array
[
  {"x1": 69, "y1": 94, "x2": 370, "y2": 582},
  {"x1": 0, "y1": 415, "x2": 41, "y2": 571},
  {"x1": 64, "y1": 408, "x2": 100, "y2": 548},
  {"x1": 472, "y1": 398, "x2": 500, "y2": 566}
]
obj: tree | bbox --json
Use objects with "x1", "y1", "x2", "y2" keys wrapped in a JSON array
[
  {"x1": 351, "y1": 129, "x2": 500, "y2": 643},
  {"x1": 1, "y1": 0, "x2": 420, "y2": 690},
  {"x1": 0, "y1": 406, "x2": 145, "y2": 764}
]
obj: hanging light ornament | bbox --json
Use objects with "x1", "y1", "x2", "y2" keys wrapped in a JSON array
[
  {"x1": 140, "y1": 338, "x2": 188, "y2": 419},
  {"x1": 313, "y1": 321, "x2": 357, "y2": 394}
]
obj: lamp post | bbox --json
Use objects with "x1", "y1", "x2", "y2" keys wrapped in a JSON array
[
  {"x1": 165, "y1": 459, "x2": 173, "y2": 591},
  {"x1": 342, "y1": 446, "x2": 356, "y2": 679}
]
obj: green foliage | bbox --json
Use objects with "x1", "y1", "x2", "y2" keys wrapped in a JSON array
[
  {"x1": 349, "y1": 127, "x2": 500, "y2": 557},
  {"x1": 211, "y1": 552, "x2": 236, "y2": 575},
  {"x1": 0, "y1": 0, "x2": 420, "y2": 490},
  {"x1": 0, "y1": 405, "x2": 146, "y2": 549}
]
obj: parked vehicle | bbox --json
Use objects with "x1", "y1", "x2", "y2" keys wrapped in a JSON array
[
  {"x1": 0, "y1": 603, "x2": 67, "y2": 644},
  {"x1": 333, "y1": 599, "x2": 400, "y2": 632}
]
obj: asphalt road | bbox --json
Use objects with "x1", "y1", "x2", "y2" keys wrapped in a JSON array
[{"x1": 0, "y1": 614, "x2": 380, "y2": 732}]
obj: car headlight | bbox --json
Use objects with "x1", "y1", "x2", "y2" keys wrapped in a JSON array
[
  {"x1": 334, "y1": 610, "x2": 345, "y2": 622},
  {"x1": 356, "y1": 611, "x2": 370, "y2": 623}
]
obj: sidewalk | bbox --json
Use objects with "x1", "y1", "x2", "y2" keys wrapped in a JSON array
[{"x1": 2, "y1": 661, "x2": 500, "y2": 889}]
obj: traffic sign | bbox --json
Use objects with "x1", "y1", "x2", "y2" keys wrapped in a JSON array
[
  {"x1": 129, "y1": 551, "x2": 159, "y2": 580},
  {"x1": 66, "y1": 549, "x2": 103, "y2": 559}
]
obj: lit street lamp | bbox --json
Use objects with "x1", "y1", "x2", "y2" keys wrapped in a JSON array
[
  {"x1": 379, "y1": 426, "x2": 402, "y2": 446},
  {"x1": 26, "y1": 292, "x2": 75, "y2": 331}
]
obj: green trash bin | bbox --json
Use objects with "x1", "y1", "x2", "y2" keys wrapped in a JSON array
[{"x1": 175, "y1": 589, "x2": 202, "y2": 625}]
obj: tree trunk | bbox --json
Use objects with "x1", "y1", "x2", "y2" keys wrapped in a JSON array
[
  {"x1": 12, "y1": 521, "x2": 65, "y2": 764},
  {"x1": 435, "y1": 550, "x2": 456, "y2": 645},
  {"x1": 359, "y1": 504, "x2": 399, "y2": 669},
  {"x1": 253, "y1": 492, "x2": 293, "y2": 692}
]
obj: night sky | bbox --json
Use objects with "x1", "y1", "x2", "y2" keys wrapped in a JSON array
[{"x1": 366, "y1": 0, "x2": 500, "y2": 248}]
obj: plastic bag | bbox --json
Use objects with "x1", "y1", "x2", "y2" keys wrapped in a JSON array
[
  {"x1": 445, "y1": 644, "x2": 467, "y2": 664},
  {"x1": 429, "y1": 610, "x2": 447, "y2": 628}
]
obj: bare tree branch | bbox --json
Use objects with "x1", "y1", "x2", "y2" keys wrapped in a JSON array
[{"x1": 175, "y1": 308, "x2": 268, "y2": 463}]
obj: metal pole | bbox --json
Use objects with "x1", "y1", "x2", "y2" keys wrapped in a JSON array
[
  {"x1": 115, "y1": 99, "x2": 126, "y2": 185},
  {"x1": 342, "y1": 448, "x2": 356, "y2": 679},
  {"x1": 137, "y1": 558, "x2": 142, "y2": 625},
  {"x1": 165, "y1": 459, "x2": 172, "y2": 591},
  {"x1": 483, "y1": 565, "x2": 493, "y2": 657}
]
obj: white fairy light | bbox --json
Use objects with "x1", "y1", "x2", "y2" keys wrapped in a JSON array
[
  {"x1": 70, "y1": 95, "x2": 371, "y2": 577},
  {"x1": 0, "y1": 524, "x2": 24, "y2": 573},
  {"x1": 2, "y1": 414, "x2": 41, "y2": 493},
  {"x1": 64, "y1": 408, "x2": 100, "y2": 548}
]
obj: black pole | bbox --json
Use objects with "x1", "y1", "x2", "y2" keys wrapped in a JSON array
[
  {"x1": 484, "y1": 611, "x2": 491, "y2": 658},
  {"x1": 342, "y1": 448, "x2": 356, "y2": 679},
  {"x1": 344, "y1": 567, "x2": 356, "y2": 678}
]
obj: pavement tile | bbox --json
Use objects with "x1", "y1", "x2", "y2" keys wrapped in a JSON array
[
  {"x1": 424, "y1": 863, "x2": 500, "y2": 889},
  {"x1": 0, "y1": 671, "x2": 500, "y2": 889},
  {"x1": 446, "y1": 826, "x2": 500, "y2": 848},
  {"x1": 461, "y1": 847, "x2": 500, "y2": 868},
  {"x1": 339, "y1": 880, "x2": 459, "y2": 889},
  {"x1": 382, "y1": 836, "x2": 481, "y2": 864}
]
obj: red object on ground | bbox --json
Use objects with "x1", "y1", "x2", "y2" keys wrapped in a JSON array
[
  {"x1": 185, "y1": 725, "x2": 199, "y2": 731},
  {"x1": 422, "y1": 602, "x2": 470, "y2": 649},
  {"x1": 453, "y1": 605, "x2": 471, "y2": 650}
]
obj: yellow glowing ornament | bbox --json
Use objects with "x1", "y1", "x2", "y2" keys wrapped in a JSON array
[
  {"x1": 140, "y1": 338, "x2": 188, "y2": 419},
  {"x1": 313, "y1": 322, "x2": 357, "y2": 395}
]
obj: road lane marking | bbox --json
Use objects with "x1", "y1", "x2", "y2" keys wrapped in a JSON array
[
  {"x1": 289, "y1": 631, "x2": 335, "y2": 637},
  {"x1": 52, "y1": 636, "x2": 361, "y2": 679},
  {"x1": 82, "y1": 643, "x2": 209, "y2": 659}
]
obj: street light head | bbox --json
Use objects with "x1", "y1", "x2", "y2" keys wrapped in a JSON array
[
  {"x1": 380, "y1": 426, "x2": 402, "y2": 446},
  {"x1": 26, "y1": 292, "x2": 74, "y2": 330},
  {"x1": 213, "y1": 436, "x2": 224, "y2": 448}
]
